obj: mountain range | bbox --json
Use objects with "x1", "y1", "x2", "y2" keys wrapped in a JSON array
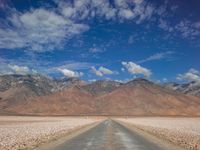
[
  {"x1": 0, "y1": 74, "x2": 200, "y2": 116},
  {"x1": 163, "y1": 81, "x2": 200, "y2": 96}
]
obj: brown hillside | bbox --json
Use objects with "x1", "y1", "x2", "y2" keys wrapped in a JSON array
[{"x1": 1, "y1": 78, "x2": 200, "y2": 116}]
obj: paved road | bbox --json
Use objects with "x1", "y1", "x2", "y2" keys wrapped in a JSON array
[{"x1": 40, "y1": 120, "x2": 181, "y2": 150}]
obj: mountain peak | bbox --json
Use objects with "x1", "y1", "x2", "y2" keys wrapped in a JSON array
[
  {"x1": 83, "y1": 79, "x2": 122, "y2": 95},
  {"x1": 126, "y1": 78, "x2": 154, "y2": 86}
]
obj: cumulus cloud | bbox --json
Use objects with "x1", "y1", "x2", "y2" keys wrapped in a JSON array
[
  {"x1": 138, "y1": 51, "x2": 174, "y2": 63},
  {"x1": 0, "y1": 57, "x2": 33, "y2": 75},
  {"x1": 158, "y1": 19, "x2": 173, "y2": 32},
  {"x1": 0, "y1": 7, "x2": 89, "y2": 52},
  {"x1": 1, "y1": 0, "x2": 197, "y2": 52},
  {"x1": 0, "y1": 62, "x2": 35, "y2": 75},
  {"x1": 177, "y1": 68, "x2": 200, "y2": 83},
  {"x1": 91, "y1": 67, "x2": 103, "y2": 76},
  {"x1": 118, "y1": 9, "x2": 135, "y2": 20},
  {"x1": 58, "y1": 68, "x2": 83, "y2": 78},
  {"x1": 155, "y1": 3, "x2": 200, "y2": 40},
  {"x1": 175, "y1": 20, "x2": 200, "y2": 38},
  {"x1": 158, "y1": 18, "x2": 200, "y2": 40},
  {"x1": 0, "y1": 0, "x2": 159, "y2": 52},
  {"x1": 91, "y1": 66, "x2": 113, "y2": 76},
  {"x1": 122, "y1": 61, "x2": 152, "y2": 77},
  {"x1": 62, "y1": 0, "x2": 155, "y2": 22},
  {"x1": 8, "y1": 65, "x2": 30, "y2": 75}
]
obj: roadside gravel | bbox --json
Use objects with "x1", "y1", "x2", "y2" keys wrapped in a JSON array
[
  {"x1": 0, "y1": 116, "x2": 101, "y2": 150},
  {"x1": 118, "y1": 117, "x2": 200, "y2": 150}
]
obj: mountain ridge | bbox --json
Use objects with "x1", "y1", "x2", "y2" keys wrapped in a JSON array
[{"x1": 0, "y1": 74, "x2": 200, "y2": 116}]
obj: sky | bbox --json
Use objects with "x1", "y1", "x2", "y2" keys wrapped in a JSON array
[{"x1": 0, "y1": 0, "x2": 200, "y2": 83}]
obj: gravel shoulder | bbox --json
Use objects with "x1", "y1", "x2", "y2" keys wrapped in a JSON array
[
  {"x1": 117, "y1": 117, "x2": 200, "y2": 150},
  {"x1": 0, "y1": 116, "x2": 102, "y2": 150}
]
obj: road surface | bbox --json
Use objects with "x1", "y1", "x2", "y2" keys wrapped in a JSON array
[{"x1": 38, "y1": 120, "x2": 183, "y2": 150}]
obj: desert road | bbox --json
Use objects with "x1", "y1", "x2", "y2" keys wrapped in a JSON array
[{"x1": 37, "y1": 120, "x2": 183, "y2": 150}]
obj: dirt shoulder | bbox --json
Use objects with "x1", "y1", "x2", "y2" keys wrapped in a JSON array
[
  {"x1": 0, "y1": 116, "x2": 102, "y2": 150},
  {"x1": 116, "y1": 117, "x2": 200, "y2": 150}
]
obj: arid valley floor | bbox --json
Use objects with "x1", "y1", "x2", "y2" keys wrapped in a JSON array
[{"x1": 0, "y1": 116, "x2": 200, "y2": 150}]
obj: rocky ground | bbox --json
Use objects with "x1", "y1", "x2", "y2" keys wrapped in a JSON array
[
  {"x1": 0, "y1": 116, "x2": 101, "y2": 150},
  {"x1": 117, "y1": 117, "x2": 200, "y2": 150}
]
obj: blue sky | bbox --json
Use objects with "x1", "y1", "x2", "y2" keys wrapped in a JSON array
[{"x1": 0, "y1": 0, "x2": 200, "y2": 83}]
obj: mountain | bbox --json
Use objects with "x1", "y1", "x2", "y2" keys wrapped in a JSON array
[
  {"x1": 163, "y1": 81, "x2": 200, "y2": 96},
  {"x1": 82, "y1": 80, "x2": 122, "y2": 95},
  {"x1": 0, "y1": 74, "x2": 84, "y2": 114},
  {"x1": 3, "y1": 86, "x2": 95, "y2": 115},
  {"x1": 95, "y1": 78, "x2": 200, "y2": 116},
  {"x1": 0, "y1": 75, "x2": 200, "y2": 116},
  {"x1": 0, "y1": 74, "x2": 85, "y2": 94}
]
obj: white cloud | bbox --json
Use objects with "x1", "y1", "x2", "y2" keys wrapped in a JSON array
[
  {"x1": 8, "y1": 65, "x2": 30, "y2": 75},
  {"x1": 0, "y1": 62, "x2": 35, "y2": 75},
  {"x1": 161, "y1": 19, "x2": 200, "y2": 39},
  {"x1": 58, "y1": 68, "x2": 83, "y2": 78},
  {"x1": 61, "y1": 7, "x2": 75, "y2": 18},
  {"x1": 158, "y1": 19, "x2": 173, "y2": 32},
  {"x1": 0, "y1": 8, "x2": 89, "y2": 52},
  {"x1": 0, "y1": 0, "x2": 159, "y2": 52},
  {"x1": 89, "y1": 47, "x2": 104, "y2": 53},
  {"x1": 99, "y1": 66, "x2": 113, "y2": 74},
  {"x1": 2, "y1": 0, "x2": 196, "y2": 52},
  {"x1": 122, "y1": 61, "x2": 152, "y2": 77},
  {"x1": 156, "y1": 8, "x2": 200, "y2": 39},
  {"x1": 175, "y1": 20, "x2": 193, "y2": 38},
  {"x1": 121, "y1": 68, "x2": 125, "y2": 72},
  {"x1": 0, "y1": 0, "x2": 8, "y2": 10},
  {"x1": 136, "y1": 4, "x2": 154, "y2": 24},
  {"x1": 114, "y1": 0, "x2": 128, "y2": 8},
  {"x1": 138, "y1": 51, "x2": 174, "y2": 63},
  {"x1": 177, "y1": 68, "x2": 200, "y2": 83},
  {"x1": 194, "y1": 22, "x2": 200, "y2": 28},
  {"x1": 91, "y1": 67, "x2": 103, "y2": 76},
  {"x1": 91, "y1": 66, "x2": 114, "y2": 76},
  {"x1": 89, "y1": 44, "x2": 105, "y2": 53},
  {"x1": 118, "y1": 9, "x2": 135, "y2": 20},
  {"x1": 162, "y1": 78, "x2": 167, "y2": 82},
  {"x1": 0, "y1": 57, "x2": 94, "y2": 77},
  {"x1": 58, "y1": 61, "x2": 95, "y2": 70}
]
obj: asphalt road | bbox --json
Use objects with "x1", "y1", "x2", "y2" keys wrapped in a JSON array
[{"x1": 39, "y1": 120, "x2": 182, "y2": 150}]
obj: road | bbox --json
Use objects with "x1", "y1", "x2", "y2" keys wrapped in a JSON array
[{"x1": 38, "y1": 120, "x2": 183, "y2": 150}]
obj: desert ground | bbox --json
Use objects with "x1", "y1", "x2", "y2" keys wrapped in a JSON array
[
  {"x1": 117, "y1": 117, "x2": 200, "y2": 150},
  {"x1": 0, "y1": 116, "x2": 102, "y2": 150},
  {"x1": 0, "y1": 116, "x2": 200, "y2": 150}
]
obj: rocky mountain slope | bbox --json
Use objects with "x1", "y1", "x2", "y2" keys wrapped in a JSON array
[
  {"x1": 163, "y1": 81, "x2": 200, "y2": 96},
  {"x1": 0, "y1": 74, "x2": 85, "y2": 114},
  {"x1": 0, "y1": 74, "x2": 84, "y2": 95},
  {"x1": 82, "y1": 80, "x2": 122, "y2": 95},
  {"x1": 1, "y1": 75, "x2": 199, "y2": 116},
  {"x1": 95, "y1": 79, "x2": 200, "y2": 116}
]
